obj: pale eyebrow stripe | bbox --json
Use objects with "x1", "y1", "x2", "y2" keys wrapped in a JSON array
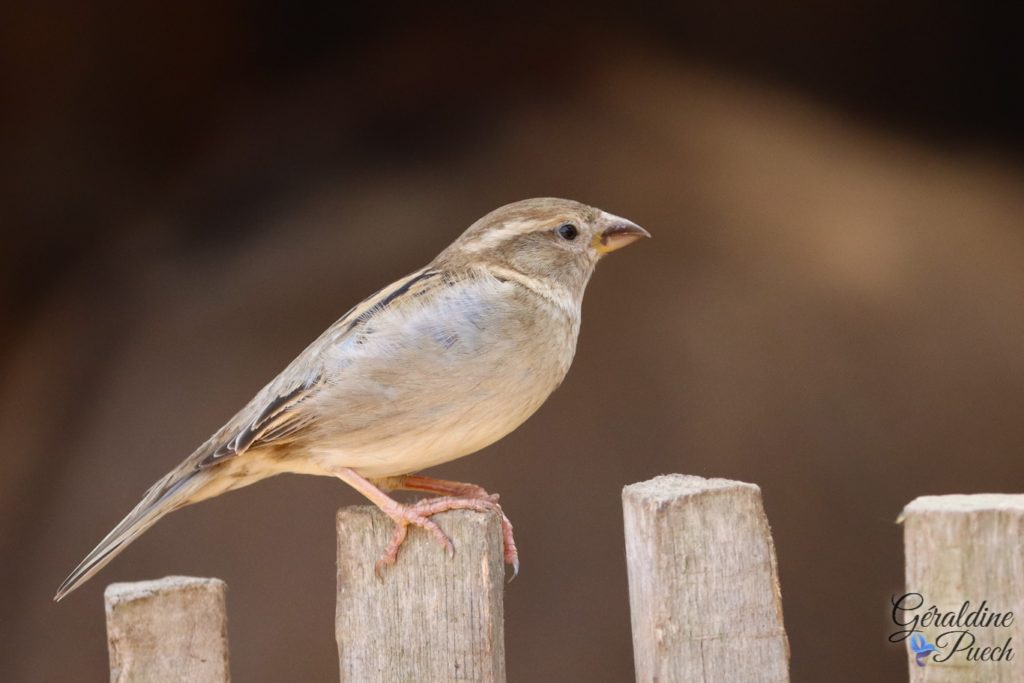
[{"x1": 460, "y1": 219, "x2": 548, "y2": 252}]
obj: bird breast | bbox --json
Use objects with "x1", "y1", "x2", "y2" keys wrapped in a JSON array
[{"x1": 304, "y1": 274, "x2": 581, "y2": 478}]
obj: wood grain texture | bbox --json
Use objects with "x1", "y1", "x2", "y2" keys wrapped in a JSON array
[
  {"x1": 104, "y1": 576, "x2": 230, "y2": 683},
  {"x1": 901, "y1": 494, "x2": 1024, "y2": 682},
  {"x1": 622, "y1": 474, "x2": 789, "y2": 683},
  {"x1": 336, "y1": 507, "x2": 506, "y2": 683}
]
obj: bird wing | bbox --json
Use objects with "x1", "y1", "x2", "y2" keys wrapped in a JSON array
[
  {"x1": 197, "y1": 266, "x2": 444, "y2": 467},
  {"x1": 198, "y1": 374, "x2": 322, "y2": 467}
]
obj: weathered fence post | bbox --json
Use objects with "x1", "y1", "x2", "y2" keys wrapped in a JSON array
[
  {"x1": 900, "y1": 494, "x2": 1024, "y2": 682},
  {"x1": 622, "y1": 474, "x2": 790, "y2": 682},
  {"x1": 104, "y1": 576, "x2": 230, "y2": 683},
  {"x1": 335, "y1": 507, "x2": 506, "y2": 683}
]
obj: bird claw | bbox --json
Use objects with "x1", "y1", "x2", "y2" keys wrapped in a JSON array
[
  {"x1": 498, "y1": 511, "x2": 519, "y2": 581},
  {"x1": 375, "y1": 495, "x2": 520, "y2": 579},
  {"x1": 375, "y1": 504, "x2": 454, "y2": 578},
  {"x1": 508, "y1": 556, "x2": 520, "y2": 583}
]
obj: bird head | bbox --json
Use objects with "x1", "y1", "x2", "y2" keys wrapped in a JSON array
[{"x1": 440, "y1": 198, "x2": 650, "y2": 296}]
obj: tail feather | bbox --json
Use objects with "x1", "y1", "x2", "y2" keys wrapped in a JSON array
[{"x1": 54, "y1": 468, "x2": 205, "y2": 601}]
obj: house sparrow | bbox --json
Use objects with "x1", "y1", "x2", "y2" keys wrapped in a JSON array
[{"x1": 55, "y1": 197, "x2": 649, "y2": 600}]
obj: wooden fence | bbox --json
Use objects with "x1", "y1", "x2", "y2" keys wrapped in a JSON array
[{"x1": 101, "y1": 474, "x2": 1023, "y2": 682}]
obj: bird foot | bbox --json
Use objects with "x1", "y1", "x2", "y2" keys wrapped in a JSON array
[{"x1": 375, "y1": 495, "x2": 520, "y2": 579}]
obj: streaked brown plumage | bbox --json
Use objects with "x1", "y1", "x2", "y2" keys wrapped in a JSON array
[{"x1": 55, "y1": 197, "x2": 649, "y2": 600}]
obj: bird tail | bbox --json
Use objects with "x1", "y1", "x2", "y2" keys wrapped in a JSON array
[{"x1": 54, "y1": 464, "x2": 208, "y2": 601}]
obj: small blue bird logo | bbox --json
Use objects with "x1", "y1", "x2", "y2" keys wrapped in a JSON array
[{"x1": 910, "y1": 633, "x2": 939, "y2": 667}]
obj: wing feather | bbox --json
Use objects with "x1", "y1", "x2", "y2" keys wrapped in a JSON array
[{"x1": 197, "y1": 266, "x2": 444, "y2": 467}]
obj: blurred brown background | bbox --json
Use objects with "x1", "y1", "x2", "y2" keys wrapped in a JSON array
[{"x1": 2, "y1": 3, "x2": 1023, "y2": 681}]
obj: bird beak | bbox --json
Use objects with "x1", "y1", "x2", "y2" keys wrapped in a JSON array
[{"x1": 594, "y1": 215, "x2": 651, "y2": 254}]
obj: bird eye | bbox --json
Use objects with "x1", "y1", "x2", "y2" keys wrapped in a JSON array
[{"x1": 557, "y1": 223, "x2": 578, "y2": 241}]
